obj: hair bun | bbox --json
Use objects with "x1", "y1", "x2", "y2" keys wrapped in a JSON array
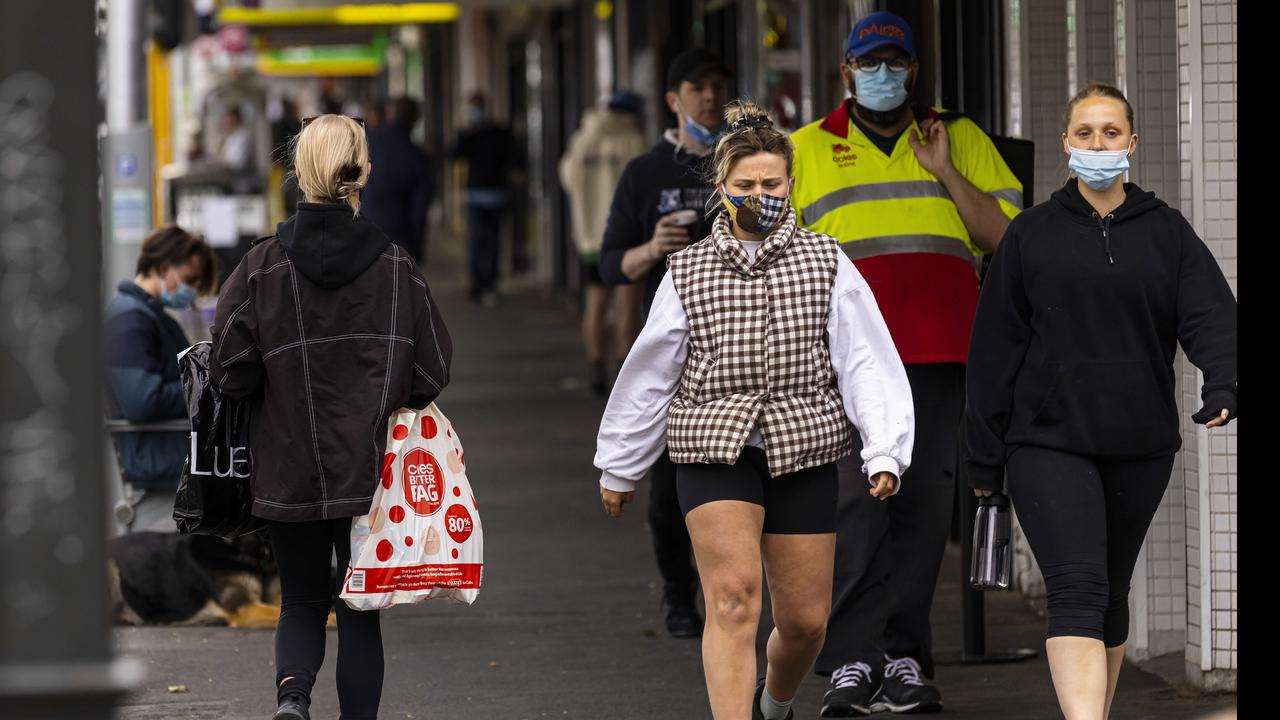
[
  {"x1": 729, "y1": 114, "x2": 775, "y2": 132},
  {"x1": 722, "y1": 99, "x2": 774, "y2": 133}
]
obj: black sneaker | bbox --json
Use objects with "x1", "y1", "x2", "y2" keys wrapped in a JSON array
[
  {"x1": 871, "y1": 655, "x2": 942, "y2": 714},
  {"x1": 820, "y1": 661, "x2": 879, "y2": 717},
  {"x1": 752, "y1": 677, "x2": 795, "y2": 720},
  {"x1": 272, "y1": 694, "x2": 311, "y2": 720},
  {"x1": 660, "y1": 585, "x2": 703, "y2": 638}
]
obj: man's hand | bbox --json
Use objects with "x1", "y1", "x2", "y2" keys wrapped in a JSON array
[
  {"x1": 600, "y1": 487, "x2": 635, "y2": 518},
  {"x1": 869, "y1": 472, "x2": 898, "y2": 501},
  {"x1": 974, "y1": 489, "x2": 995, "y2": 498},
  {"x1": 621, "y1": 213, "x2": 690, "y2": 281},
  {"x1": 908, "y1": 120, "x2": 955, "y2": 180},
  {"x1": 647, "y1": 213, "x2": 691, "y2": 261}
]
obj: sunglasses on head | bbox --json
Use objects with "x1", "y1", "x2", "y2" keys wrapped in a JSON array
[{"x1": 301, "y1": 115, "x2": 366, "y2": 128}]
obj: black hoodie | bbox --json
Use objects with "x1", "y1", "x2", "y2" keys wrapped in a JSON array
[
  {"x1": 599, "y1": 133, "x2": 718, "y2": 314},
  {"x1": 211, "y1": 203, "x2": 452, "y2": 521},
  {"x1": 965, "y1": 179, "x2": 1237, "y2": 491}
]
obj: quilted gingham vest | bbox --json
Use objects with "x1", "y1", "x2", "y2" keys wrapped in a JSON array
[{"x1": 666, "y1": 208, "x2": 854, "y2": 476}]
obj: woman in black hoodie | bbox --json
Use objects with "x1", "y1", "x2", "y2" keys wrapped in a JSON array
[
  {"x1": 211, "y1": 115, "x2": 452, "y2": 720},
  {"x1": 965, "y1": 84, "x2": 1235, "y2": 720}
]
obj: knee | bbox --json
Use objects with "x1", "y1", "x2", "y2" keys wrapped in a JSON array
[
  {"x1": 707, "y1": 578, "x2": 760, "y2": 630},
  {"x1": 1103, "y1": 587, "x2": 1131, "y2": 647},
  {"x1": 775, "y1": 607, "x2": 828, "y2": 646},
  {"x1": 1041, "y1": 562, "x2": 1109, "y2": 640}
]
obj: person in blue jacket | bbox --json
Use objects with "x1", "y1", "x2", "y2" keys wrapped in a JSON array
[
  {"x1": 106, "y1": 225, "x2": 218, "y2": 532},
  {"x1": 361, "y1": 96, "x2": 435, "y2": 264}
]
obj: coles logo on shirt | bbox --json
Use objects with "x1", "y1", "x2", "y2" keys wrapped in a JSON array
[{"x1": 832, "y1": 143, "x2": 858, "y2": 168}]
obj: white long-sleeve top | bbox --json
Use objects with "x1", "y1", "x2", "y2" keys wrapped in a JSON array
[{"x1": 595, "y1": 239, "x2": 915, "y2": 494}]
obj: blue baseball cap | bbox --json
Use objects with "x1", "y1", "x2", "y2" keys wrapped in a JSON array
[
  {"x1": 607, "y1": 90, "x2": 644, "y2": 115},
  {"x1": 846, "y1": 11, "x2": 916, "y2": 60}
]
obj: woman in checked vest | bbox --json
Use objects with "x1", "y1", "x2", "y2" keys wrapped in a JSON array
[{"x1": 594, "y1": 100, "x2": 914, "y2": 720}]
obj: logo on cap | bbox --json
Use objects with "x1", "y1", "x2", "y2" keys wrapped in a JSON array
[{"x1": 860, "y1": 23, "x2": 906, "y2": 42}]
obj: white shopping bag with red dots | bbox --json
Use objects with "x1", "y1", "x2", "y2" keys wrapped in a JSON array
[{"x1": 340, "y1": 403, "x2": 482, "y2": 609}]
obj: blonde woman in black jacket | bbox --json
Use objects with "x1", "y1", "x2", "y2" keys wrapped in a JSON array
[
  {"x1": 965, "y1": 85, "x2": 1235, "y2": 720},
  {"x1": 212, "y1": 114, "x2": 451, "y2": 720}
]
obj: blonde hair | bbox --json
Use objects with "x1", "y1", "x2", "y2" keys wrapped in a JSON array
[
  {"x1": 709, "y1": 99, "x2": 793, "y2": 187},
  {"x1": 290, "y1": 115, "x2": 369, "y2": 215}
]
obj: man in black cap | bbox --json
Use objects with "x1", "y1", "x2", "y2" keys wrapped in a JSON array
[{"x1": 597, "y1": 48, "x2": 732, "y2": 639}]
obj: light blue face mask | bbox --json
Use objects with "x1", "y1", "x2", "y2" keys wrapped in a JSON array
[
  {"x1": 161, "y1": 281, "x2": 198, "y2": 310},
  {"x1": 854, "y1": 65, "x2": 911, "y2": 112},
  {"x1": 1066, "y1": 141, "x2": 1134, "y2": 191},
  {"x1": 677, "y1": 100, "x2": 724, "y2": 146}
]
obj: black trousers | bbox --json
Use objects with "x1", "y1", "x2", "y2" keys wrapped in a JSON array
[
  {"x1": 466, "y1": 203, "x2": 505, "y2": 294},
  {"x1": 269, "y1": 519, "x2": 383, "y2": 720},
  {"x1": 1006, "y1": 446, "x2": 1174, "y2": 646},
  {"x1": 817, "y1": 363, "x2": 964, "y2": 679},
  {"x1": 648, "y1": 451, "x2": 699, "y2": 596}
]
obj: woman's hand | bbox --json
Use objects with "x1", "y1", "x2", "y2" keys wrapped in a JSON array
[
  {"x1": 600, "y1": 487, "x2": 635, "y2": 518},
  {"x1": 869, "y1": 472, "x2": 898, "y2": 501},
  {"x1": 973, "y1": 489, "x2": 995, "y2": 498},
  {"x1": 1205, "y1": 408, "x2": 1231, "y2": 429}
]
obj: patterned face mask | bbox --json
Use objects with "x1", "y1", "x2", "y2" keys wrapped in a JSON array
[{"x1": 720, "y1": 182, "x2": 792, "y2": 234}]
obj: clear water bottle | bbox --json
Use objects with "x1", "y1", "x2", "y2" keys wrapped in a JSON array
[{"x1": 970, "y1": 492, "x2": 1012, "y2": 591}]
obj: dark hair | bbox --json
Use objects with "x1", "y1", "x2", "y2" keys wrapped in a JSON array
[
  {"x1": 135, "y1": 225, "x2": 219, "y2": 294},
  {"x1": 390, "y1": 96, "x2": 420, "y2": 127},
  {"x1": 709, "y1": 99, "x2": 794, "y2": 186},
  {"x1": 1063, "y1": 83, "x2": 1135, "y2": 133}
]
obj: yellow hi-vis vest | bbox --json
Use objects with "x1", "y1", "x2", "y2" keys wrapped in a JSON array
[{"x1": 791, "y1": 102, "x2": 1022, "y2": 364}]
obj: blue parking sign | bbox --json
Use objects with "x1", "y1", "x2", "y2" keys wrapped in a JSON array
[{"x1": 116, "y1": 153, "x2": 138, "y2": 178}]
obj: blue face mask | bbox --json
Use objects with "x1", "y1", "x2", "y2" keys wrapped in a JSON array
[
  {"x1": 1066, "y1": 141, "x2": 1134, "y2": 191},
  {"x1": 677, "y1": 100, "x2": 724, "y2": 146},
  {"x1": 854, "y1": 65, "x2": 910, "y2": 113},
  {"x1": 161, "y1": 281, "x2": 198, "y2": 310}
]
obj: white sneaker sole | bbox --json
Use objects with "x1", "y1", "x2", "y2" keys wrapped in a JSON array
[{"x1": 869, "y1": 699, "x2": 942, "y2": 714}]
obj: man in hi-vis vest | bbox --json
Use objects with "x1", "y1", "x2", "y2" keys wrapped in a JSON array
[{"x1": 790, "y1": 11, "x2": 1022, "y2": 717}]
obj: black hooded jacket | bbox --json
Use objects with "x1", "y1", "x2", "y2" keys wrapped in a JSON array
[
  {"x1": 966, "y1": 179, "x2": 1237, "y2": 491},
  {"x1": 211, "y1": 203, "x2": 452, "y2": 521}
]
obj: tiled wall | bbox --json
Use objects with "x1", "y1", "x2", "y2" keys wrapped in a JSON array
[
  {"x1": 1127, "y1": 0, "x2": 1188, "y2": 661},
  {"x1": 1176, "y1": 0, "x2": 1237, "y2": 688},
  {"x1": 1081, "y1": 0, "x2": 1117, "y2": 85},
  {"x1": 1023, "y1": 0, "x2": 1069, "y2": 205}
]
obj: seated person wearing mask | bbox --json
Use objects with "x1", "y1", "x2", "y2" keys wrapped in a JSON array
[{"x1": 106, "y1": 225, "x2": 218, "y2": 532}]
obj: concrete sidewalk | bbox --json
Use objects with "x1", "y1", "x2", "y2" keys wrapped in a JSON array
[{"x1": 114, "y1": 249, "x2": 1237, "y2": 720}]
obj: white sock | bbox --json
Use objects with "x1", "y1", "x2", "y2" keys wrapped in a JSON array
[{"x1": 760, "y1": 687, "x2": 793, "y2": 720}]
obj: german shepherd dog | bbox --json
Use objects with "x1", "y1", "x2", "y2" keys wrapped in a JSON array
[{"x1": 107, "y1": 531, "x2": 283, "y2": 628}]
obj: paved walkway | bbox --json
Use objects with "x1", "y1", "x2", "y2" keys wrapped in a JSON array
[{"x1": 114, "y1": 244, "x2": 1237, "y2": 719}]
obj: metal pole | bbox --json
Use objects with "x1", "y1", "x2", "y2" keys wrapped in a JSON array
[
  {"x1": 955, "y1": 420, "x2": 1038, "y2": 665},
  {"x1": 103, "y1": 0, "x2": 155, "y2": 301},
  {"x1": 958, "y1": 468, "x2": 987, "y2": 658},
  {"x1": 0, "y1": 2, "x2": 145, "y2": 716},
  {"x1": 737, "y1": 0, "x2": 762, "y2": 99}
]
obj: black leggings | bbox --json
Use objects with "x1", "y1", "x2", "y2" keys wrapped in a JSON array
[
  {"x1": 269, "y1": 518, "x2": 383, "y2": 720},
  {"x1": 1005, "y1": 446, "x2": 1175, "y2": 647}
]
